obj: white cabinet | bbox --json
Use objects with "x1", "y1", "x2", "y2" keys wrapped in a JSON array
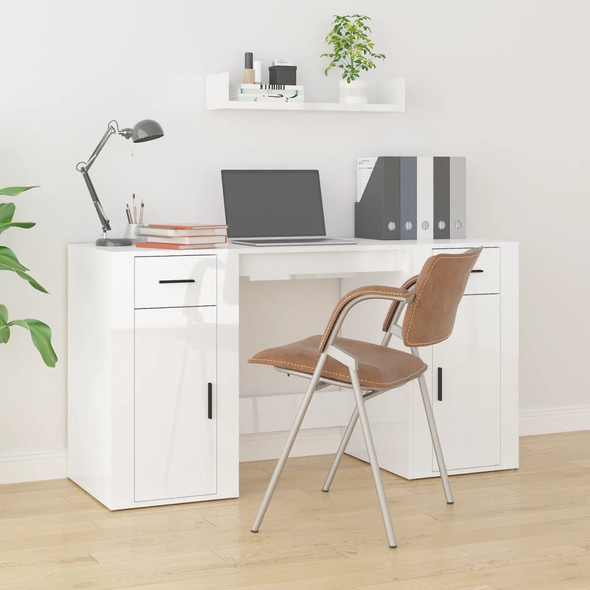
[
  {"x1": 133, "y1": 255, "x2": 219, "y2": 501},
  {"x1": 134, "y1": 306, "x2": 217, "y2": 502},
  {"x1": 345, "y1": 243, "x2": 519, "y2": 479},
  {"x1": 428, "y1": 246, "x2": 502, "y2": 472},
  {"x1": 430, "y1": 294, "x2": 501, "y2": 472},
  {"x1": 67, "y1": 247, "x2": 239, "y2": 510}
]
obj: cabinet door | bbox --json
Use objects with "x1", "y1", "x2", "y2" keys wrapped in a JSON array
[
  {"x1": 431, "y1": 294, "x2": 501, "y2": 472},
  {"x1": 134, "y1": 306, "x2": 217, "y2": 502}
]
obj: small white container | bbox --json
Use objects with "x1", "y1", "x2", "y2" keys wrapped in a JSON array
[
  {"x1": 123, "y1": 223, "x2": 147, "y2": 243},
  {"x1": 339, "y1": 79, "x2": 368, "y2": 104},
  {"x1": 253, "y1": 61, "x2": 262, "y2": 84}
]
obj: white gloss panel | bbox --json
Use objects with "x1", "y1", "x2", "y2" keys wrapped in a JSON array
[
  {"x1": 135, "y1": 255, "x2": 217, "y2": 309},
  {"x1": 134, "y1": 306, "x2": 217, "y2": 502}
]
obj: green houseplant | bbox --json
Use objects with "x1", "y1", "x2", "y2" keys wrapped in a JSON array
[
  {"x1": 321, "y1": 14, "x2": 386, "y2": 104},
  {"x1": 0, "y1": 186, "x2": 57, "y2": 367}
]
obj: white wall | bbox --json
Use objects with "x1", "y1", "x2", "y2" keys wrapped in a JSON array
[{"x1": 1, "y1": 0, "x2": 589, "y2": 480}]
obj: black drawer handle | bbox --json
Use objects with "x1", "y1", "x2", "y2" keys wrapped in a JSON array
[
  {"x1": 158, "y1": 279, "x2": 196, "y2": 284},
  {"x1": 470, "y1": 269, "x2": 484, "y2": 274},
  {"x1": 437, "y1": 367, "x2": 443, "y2": 401},
  {"x1": 208, "y1": 382, "x2": 213, "y2": 419}
]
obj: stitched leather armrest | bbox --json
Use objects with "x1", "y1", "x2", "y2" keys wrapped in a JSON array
[
  {"x1": 382, "y1": 275, "x2": 419, "y2": 333},
  {"x1": 319, "y1": 285, "x2": 412, "y2": 352}
]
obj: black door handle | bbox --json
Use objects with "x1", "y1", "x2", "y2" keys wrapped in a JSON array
[
  {"x1": 470, "y1": 269, "x2": 484, "y2": 273},
  {"x1": 158, "y1": 279, "x2": 196, "y2": 284},
  {"x1": 208, "y1": 382, "x2": 213, "y2": 419},
  {"x1": 437, "y1": 367, "x2": 443, "y2": 401}
]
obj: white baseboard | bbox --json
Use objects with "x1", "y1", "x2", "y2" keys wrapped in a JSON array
[
  {"x1": 0, "y1": 451, "x2": 67, "y2": 485},
  {"x1": 240, "y1": 426, "x2": 344, "y2": 462},
  {"x1": 520, "y1": 406, "x2": 590, "y2": 436}
]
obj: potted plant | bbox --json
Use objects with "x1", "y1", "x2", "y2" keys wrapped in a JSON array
[
  {"x1": 321, "y1": 14, "x2": 386, "y2": 104},
  {"x1": 0, "y1": 185, "x2": 57, "y2": 367}
]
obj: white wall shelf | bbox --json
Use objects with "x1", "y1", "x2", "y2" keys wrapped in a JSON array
[{"x1": 205, "y1": 72, "x2": 405, "y2": 113}]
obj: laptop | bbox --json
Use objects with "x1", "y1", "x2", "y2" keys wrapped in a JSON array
[{"x1": 221, "y1": 169, "x2": 356, "y2": 246}]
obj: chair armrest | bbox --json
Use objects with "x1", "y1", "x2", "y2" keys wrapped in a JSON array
[
  {"x1": 318, "y1": 285, "x2": 412, "y2": 352},
  {"x1": 382, "y1": 275, "x2": 419, "y2": 333}
]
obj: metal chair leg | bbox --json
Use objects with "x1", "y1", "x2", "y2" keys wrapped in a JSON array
[
  {"x1": 251, "y1": 354, "x2": 328, "y2": 533},
  {"x1": 417, "y1": 373, "x2": 454, "y2": 504},
  {"x1": 322, "y1": 388, "x2": 383, "y2": 492},
  {"x1": 322, "y1": 406, "x2": 359, "y2": 492},
  {"x1": 350, "y1": 368, "x2": 397, "y2": 548}
]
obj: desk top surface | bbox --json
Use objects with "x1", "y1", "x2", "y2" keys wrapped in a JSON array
[{"x1": 69, "y1": 238, "x2": 516, "y2": 257}]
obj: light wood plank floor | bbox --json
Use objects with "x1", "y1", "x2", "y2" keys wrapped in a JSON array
[{"x1": 1, "y1": 432, "x2": 590, "y2": 589}]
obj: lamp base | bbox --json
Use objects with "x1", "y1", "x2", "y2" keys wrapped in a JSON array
[{"x1": 96, "y1": 237, "x2": 134, "y2": 247}]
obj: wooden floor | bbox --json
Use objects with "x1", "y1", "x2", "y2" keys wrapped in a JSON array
[{"x1": 1, "y1": 432, "x2": 590, "y2": 589}]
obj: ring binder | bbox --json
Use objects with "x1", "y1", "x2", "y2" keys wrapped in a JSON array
[{"x1": 356, "y1": 156, "x2": 466, "y2": 240}]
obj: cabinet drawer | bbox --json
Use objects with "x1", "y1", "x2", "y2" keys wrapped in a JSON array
[
  {"x1": 432, "y1": 247, "x2": 500, "y2": 294},
  {"x1": 135, "y1": 255, "x2": 216, "y2": 309}
]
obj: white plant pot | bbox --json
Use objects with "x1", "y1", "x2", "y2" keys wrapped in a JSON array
[{"x1": 339, "y1": 79, "x2": 368, "y2": 104}]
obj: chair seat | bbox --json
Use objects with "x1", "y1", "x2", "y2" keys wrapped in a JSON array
[{"x1": 249, "y1": 335, "x2": 427, "y2": 390}]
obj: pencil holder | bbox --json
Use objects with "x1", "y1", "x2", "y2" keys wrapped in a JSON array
[{"x1": 123, "y1": 223, "x2": 146, "y2": 243}]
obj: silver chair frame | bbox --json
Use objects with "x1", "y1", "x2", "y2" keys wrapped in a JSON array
[{"x1": 250, "y1": 287, "x2": 454, "y2": 549}]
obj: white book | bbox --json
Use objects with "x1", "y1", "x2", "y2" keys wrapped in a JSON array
[
  {"x1": 145, "y1": 235, "x2": 227, "y2": 245},
  {"x1": 137, "y1": 227, "x2": 227, "y2": 238}
]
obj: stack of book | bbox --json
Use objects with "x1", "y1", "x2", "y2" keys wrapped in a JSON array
[
  {"x1": 135, "y1": 223, "x2": 228, "y2": 250},
  {"x1": 229, "y1": 83, "x2": 305, "y2": 103}
]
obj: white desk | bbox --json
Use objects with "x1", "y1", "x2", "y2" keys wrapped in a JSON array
[{"x1": 68, "y1": 238, "x2": 518, "y2": 509}]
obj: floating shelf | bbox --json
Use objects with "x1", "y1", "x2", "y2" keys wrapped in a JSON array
[{"x1": 205, "y1": 72, "x2": 405, "y2": 113}]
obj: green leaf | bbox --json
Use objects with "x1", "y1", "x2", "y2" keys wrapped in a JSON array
[
  {"x1": 7, "y1": 318, "x2": 58, "y2": 367},
  {"x1": 0, "y1": 203, "x2": 36, "y2": 234},
  {"x1": 0, "y1": 203, "x2": 16, "y2": 224},
  {"x1": 16, "y1": 271, "x2": 48, "y2": 293},
  {"x1": 0, "y1": 221, "x2": 36, "y2": 235},
  {"x1": 0, "y1": 246, "x2": 29, "y2": 273},
  {"x1": 0, "y1": 305, "x2": 9, "y2": 344},
  {"x1": 0, "y1": 186, "x2": 39, "y2": 197}
]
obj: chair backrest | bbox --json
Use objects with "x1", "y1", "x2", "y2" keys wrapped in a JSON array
[{"x1": 401, "y1": 247, "x2": 482, "y2": 347}]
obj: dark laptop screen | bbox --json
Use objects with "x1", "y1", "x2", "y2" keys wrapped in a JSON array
[{"x1": 221, "y1": 170, "x2": 326, "y2": 238}]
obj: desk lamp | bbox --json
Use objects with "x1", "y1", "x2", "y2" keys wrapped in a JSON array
[{"x1": 76, "y1": 119, "x2": 164, "y2": 246}]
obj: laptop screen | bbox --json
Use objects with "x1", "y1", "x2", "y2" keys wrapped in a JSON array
[{"x1": 221, "y1": 170, "x2": 326, "y2": 238}]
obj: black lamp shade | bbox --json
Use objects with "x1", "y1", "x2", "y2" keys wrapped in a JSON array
[{"x1": 132, "y1": 119, "x2": 164, "y2": 143}]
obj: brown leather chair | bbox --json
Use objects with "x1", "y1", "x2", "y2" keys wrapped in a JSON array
[{"x1": 249, "y1": 247, "x2": 483, "y2": 547}]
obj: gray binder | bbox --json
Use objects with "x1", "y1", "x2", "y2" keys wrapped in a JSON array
[
  {"x1": 355, "y1": 156, "x2": 417, "y2": 240},
  {"x1": 356, "y1": 156, "x2": 466, "y2": 240},
  {"x1": 433, "y1": 157, "x2": 450, "y2": 239},
  {"x1": 449, "y1": 157, "x2": 466, "y2": 239}
]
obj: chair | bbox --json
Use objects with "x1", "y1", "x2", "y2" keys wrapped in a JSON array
[{"x1": 249, "y1": 247, "x2": 482, "y2": 548}]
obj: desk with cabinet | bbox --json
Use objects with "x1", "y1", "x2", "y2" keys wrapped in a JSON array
[{"x1": 67, "y1": 239, "x2": 518, "y2": 509}]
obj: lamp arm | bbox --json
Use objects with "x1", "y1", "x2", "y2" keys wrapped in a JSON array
[
  {"x1": 80, "y1": 168, "x2": 111, "y2": 234},
  {"x1": 75, "y1": 121, "x2": 126, "y2": 236},
  {"x1": 79, "y1": 121, "x2": 120, "y2": 173}
]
